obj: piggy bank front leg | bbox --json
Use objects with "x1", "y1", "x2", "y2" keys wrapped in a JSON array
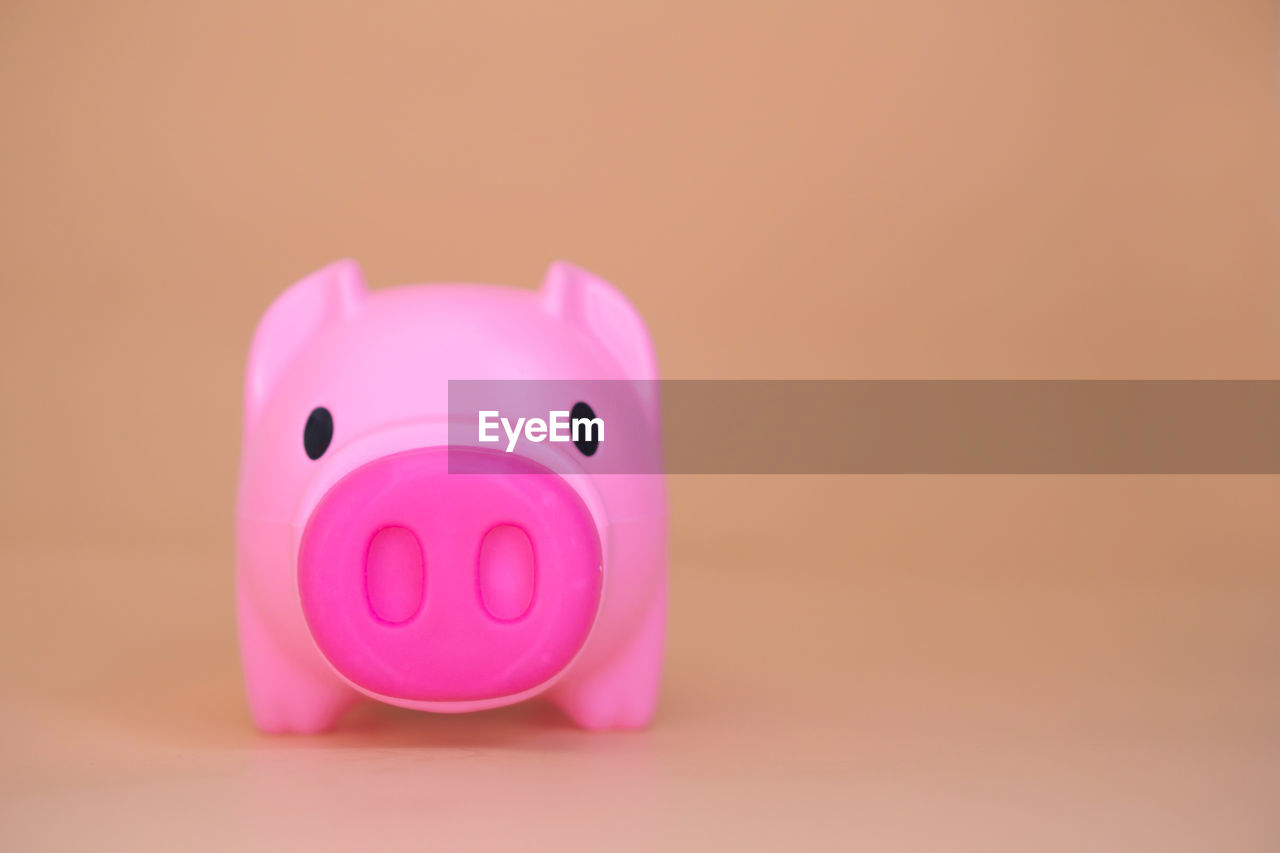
[
  {"x1": 551, "y1": 586, "x2": 666, "y2": 731},
  {"x1": 237, "y1": 587, "x2": 358, "y2": 734}
]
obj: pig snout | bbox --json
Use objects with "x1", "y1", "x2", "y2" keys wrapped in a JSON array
[{"x1": 297, "y1": 447, "x2": 602, "y2": 703}]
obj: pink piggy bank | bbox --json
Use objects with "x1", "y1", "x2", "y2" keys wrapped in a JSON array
[{"x1": 235, "y1": 260, "x2": 666, "y2": 733}]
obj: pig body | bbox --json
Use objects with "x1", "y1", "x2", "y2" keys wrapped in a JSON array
[{"x1": 235, "y1": 260, "x2": 666, "y2": 733}]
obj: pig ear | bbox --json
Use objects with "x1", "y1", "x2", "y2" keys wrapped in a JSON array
[
  {"x1": 540, "y1": 261, "x2": 657, "y2": 381},
  {"x1": 244, "y1": 259, "x2": 366, "y2": 434}
]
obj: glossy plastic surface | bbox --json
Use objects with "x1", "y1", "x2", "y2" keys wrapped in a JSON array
[{"x1": 235, "y1": 260, "x2": 667, "y2": 733}]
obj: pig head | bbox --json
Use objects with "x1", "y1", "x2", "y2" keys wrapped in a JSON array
[{"x1": 235, "y1": 260, "x2": 666, "y2": 733}]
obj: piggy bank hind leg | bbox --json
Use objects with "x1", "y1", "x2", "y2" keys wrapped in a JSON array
[
  {"x1": 237, "y1": 588, "x2": 359, "y2": 734},
  {"x1": 551, "y1": 588, "x2": 666, "y2": 731}
]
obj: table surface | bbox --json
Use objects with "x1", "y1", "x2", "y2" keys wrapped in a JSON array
[{"x1": 3, "y1": 477, "x2": 1277, "y2": 852}]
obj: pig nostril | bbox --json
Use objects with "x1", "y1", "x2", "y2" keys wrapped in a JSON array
[
  {"x1": 476, "y1": 525, "x2": 535, "y2": 622},
  {"x1": 364, "y1": 526, "x2": 425, "y2": 624}
]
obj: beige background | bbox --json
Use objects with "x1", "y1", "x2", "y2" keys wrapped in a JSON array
[{"x1": 1, "y1": 1, "x2": 1278, "y2": 850}]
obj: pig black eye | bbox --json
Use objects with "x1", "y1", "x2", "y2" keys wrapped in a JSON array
[
  {"x1": 570, "y1": 401, "x2": 599, "y2": 457},
  {"x1": 303, "y1": 407, "x2": 333, "y2": 459}
]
